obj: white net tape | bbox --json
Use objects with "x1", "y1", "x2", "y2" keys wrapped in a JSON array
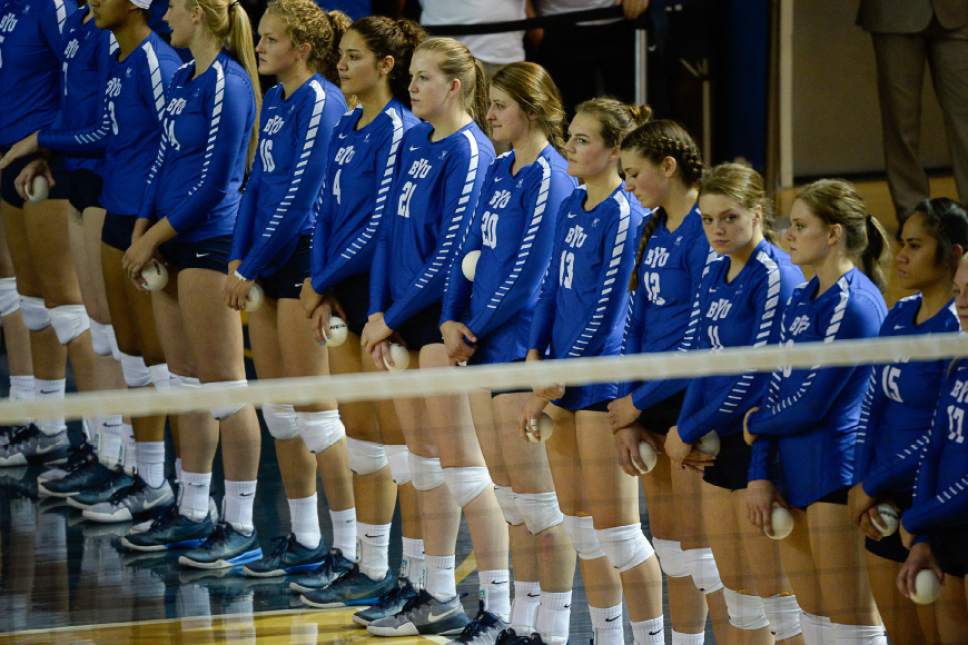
[{"x1": 3, "y1": 332, "x2": 966, "y2": 424}]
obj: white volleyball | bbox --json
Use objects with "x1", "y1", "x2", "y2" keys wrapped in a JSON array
[
  {"x1": 325, "y1": 316, "x2": 348, "y2": 347},
  {"x1": 911, "y1": 569, "x2": 941, "y2": 605},
  {"x1": 636, "y1": 441, "x2": 658, "y2": 474},
  {"x1": 697, "y1": 431, "x2": 721, "y2": 456},
  {"x1": 872, "y1": 503, "x2": 899, "y2": 537},
  {"x1": 140, "y1": 259, "x2": 168, "y2": 291},
  {"x1": 766, "y1": 503, "x2": 794, "y2": 540},
  {"x1": 525, "y1": 414, "x2": 554, "y2": 444},
  {"x1": 27, "y1": 175, "x2": 49, "y2": 203},
  {"x1": 383, "y1": 342, "x2": 410, "y2": 371},
  {"x1": 245, "y1": 282, "x2": 264, "y2": 312},
  {"x1": 462, "y1": 250, "x2": 481, "y2": 281}
]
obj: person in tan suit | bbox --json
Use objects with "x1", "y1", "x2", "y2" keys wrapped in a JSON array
[{"x1": 858, "y1": 0, "x2": 968, "y2": 216}]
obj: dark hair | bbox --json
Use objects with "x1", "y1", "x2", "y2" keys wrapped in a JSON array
[
  {"x1": 622, "y1": 119, "x2": 703, "y2": 290},
  {"x1": 898, "y1": 197, "x2": 968, "y2": 271},
  {"x1": 700, "y1": 162, "x2": 776, "y2": 243},
  {"x1": 349, "y1": 16, "x2": 426, "y2": 105},
  {"x1": 796, "y1": 179, "x2": 891, "y2": 292},
  {"x1": 490, "y1": 61, "x2": 566, "y2": 151}
]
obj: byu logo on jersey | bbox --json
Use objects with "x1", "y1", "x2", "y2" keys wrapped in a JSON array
[
  {"x1": 644, "y1": 247, "x2": 670, "y2": 268},
  {"x1": 106, "y1": 77, "x2": 122, "y2": 98},
  {"x1": 0, "y1": 12, "x2": 17, "y2": 33},
  {"x1": 565, "y1": 225, "x2": 588, "y2": 249},
  {"x1": 263, "y1": 115, "x2": 284, "y2": 136},
  {"x1": 706, "y1": 298, "x2": 732, "y2": 321},
  {"x1": 334, "y1": 145, "x2": 355, "y2": 165},
  {"x1": 407, "y1": 158, "x2": 432, "y2": 179},
  {"x1": 788, "y1": 314, "x2": 810, "y2": 336},
  {"x1": 166, "y1": 98, "x2": 187, "y2": 116}
]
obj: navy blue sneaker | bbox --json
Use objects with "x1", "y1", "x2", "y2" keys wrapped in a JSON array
[
  {"x1": 39, "y1": 460, "x2": 115, "y2": 498},
  {"x1": 451, "y1": 601, "x2": 510, "y2": 643},
  {"x1": 37, "y1": 438, "x2": 95, "y2": 484},
  {"x1": 286, "y1": 548, "x2": 355, "y2": 593},
  {"x1": 300, "y1": 566, "x2": 396, "y2": 608},
  {"x1": 0, "y1": 424, "x2": 27, "y2": 447},
  {"x1": 66, "y1": 468, "x2": 134, "y2": 510},
  {"x1": 495, "y1": 629, "x2": 546, "y2": 644},
  {"x1": 0, "y1": 425, "x2": 70, "y2": 467},
  {"x1": 352, "y1": 577, "x2": 418, "y2": 627},
  {"x1": 178, "y1": 523, "x2": 263, "y2": 569},
  {"x1": 119, "y1": 506, "x2": 214, "y2": 552},
  {"x1": 242, "y1": 534, "x2": 328, "y2": 577}
]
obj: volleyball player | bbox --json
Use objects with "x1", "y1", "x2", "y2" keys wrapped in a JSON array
[
  {"x1": 294, "y1": 15, "x2": 427, "y2": 611},
  {"x1": 743, "y1": 180, "x2": 890, "y2": 644},
  {"x1": 608, "y1": 119, "x2": 727, "y2": 644},
  {"x1": 438, "y1": 61, "x2": 576, "y2": 643},
  {"x1": 2, "y1": 1, "x2": 130, "y2": 496},
  {"x1": 359, "y1": 37, "x2": 498, "y2": 637},
  {"x1": 521, "y1": 98, "x2": 661, "y2": 645},
  {"x1": 224, "y1": 0, "x2": 357, "y2": 577},
  {"x1": 116, "y1": 0, "x2": 262, "y2": 566},
  {"x1": 895, "y1": 246, "x2": 968, "y2": 641},
  {"x1": 848, "y1": 198, "x2": 966, "y2": 642},
  {"x1": 0, "y1": 0, "x2": 82, "y2": 469},
  {"x1": 662, "y1": 163, "x2": 805, "y2": 644}
]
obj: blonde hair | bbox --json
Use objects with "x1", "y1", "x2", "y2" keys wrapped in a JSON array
[
  {"x1": 265, "y1": 0, "x2": 349, "y2": 83},
  {"x1": 414, "y1": 37, "x2": 488, "y2": 130},
  {"x1": 490, "y1": 61, "x2": 566, "y2": 150},
  {"x1": 796, "y1": 179, "x2": 891, "y2": 292},
  {"x1": 576, "y1": 97, "x2": 652, "y2": 149},
  {"x1": 188, "y1": 0, "x2": 261, "y2": 165},
  {"x1": 700, "y1": 162, "x2": 776, "y2": 242}
]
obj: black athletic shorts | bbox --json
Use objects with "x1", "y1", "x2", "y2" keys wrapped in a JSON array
[
  {"x1": 50, "y1": 168, "x2": 102, "y2": 213},
  {"x1": 0, "y1": 151, "x2": 35, "y2": 208},
  {"x1": 865, "y1": 492, "x2": 912, "y2": 564},
  {"x1": 330, "y1": 272, "x2": 371, "y2": 337},
  {"x1": 794, "y1": 486, "x2": 849, "y2": 511},
  {"x1": 259, "y1": 236, "x2": 310, "y2": 300},
  {"x1": 159, "y1": 235, "x2": 232, "y2": 274},
  {"x1": 634, "y1": 390, "x2": 686, "y2": 436},
  {"x1": 929, "y1": 526, "x2": 968, "y2": 577},
  {"x1": 101, "y1": 213, "x2": 137, "y2": 251},
  {"x1": 394, "y1": 303, "x2": 443, "y2": 351},
  {"x1": 703, "y1": 432, "x2": 753, "y2": 491}
]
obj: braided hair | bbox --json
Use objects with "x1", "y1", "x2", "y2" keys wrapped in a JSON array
[{"x1": 621, "y1": 120, "x2": 703, "y2": 291}]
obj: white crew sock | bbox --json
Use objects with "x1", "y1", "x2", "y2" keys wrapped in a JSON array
[
  {"x1": 329, "y1": 508, "x2": 356, "y2": 559},
  {"x1": 35, "y1": 378, "x2": 66, "y2": 435},
  {"x1": 136, "y1": 441, "x2": 166, "y2": 488},
  {"x1": 536, "y1": 590, "x2": 572, "y2": 644},
  {"x1": 424, "y1": 553, "x2": 457, "y2": 601},
  {"x1": 357, "y1": 521, "x2": 391, "y2": 580},
  {"x1": 510, "y1": 580, "x2": 540, "y2": 633},
  {"x1": 288, "y1": 494, "x2": 321, "y2": 549},
  {"x1": 180, "y1": 471, "x2": 212, "y2": 522},
  {"x1": 98, "y1": 417, "x2": 124, "y2": 467},
  {"x1": 590, "y1": 603, "x2": 625, "y2": 645},
  {"x1": 672, "y1": 629, "x2": 705, "y2": 644},
  {"x1": 479, "y1": 569, "x2": 511, "y2": 622},
  {"x1": 9, "y1": 375, "x2": 34, "y2": 402},
  {"x1": 402, "y1": 537, "x2": 425, "y2": 587},
  {"x1": 632, "y1": 616, "x2": 665, "y2": 645},
  {"x1": 224, "y1": 480, "x2": 257, "y2": 534}
]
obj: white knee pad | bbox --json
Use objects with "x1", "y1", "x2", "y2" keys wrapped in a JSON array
[
  {"x1": 207, "y1": 380, "x2": 247, "y2": 420},
  {"x1": 685, "y1": 547, "x2": 724, "y2": 594},
  {"x1": 149, "y1": 363, "x2": 170, "y2": 390},
  {"x1": 516, "y1": 491, "x2": 564, "y2": 535},
  {"x1": 652, "y1": 538, "x2": 691, "y2": 578},
  {"x1": 831, "y1": 622, "x2": 886, "y2": 645},
  {"x1": 299, "y1": 410, "x2": 346, "y2": 453},
  {"x1": 49, "y1": 304, "x2": 90, "y2": 345},
  {"x1": 0, "y1": 277, "x2": 20, "y2": 316},
  {"x1": 89, "y1": 320, "x2": 114, "y2": 357},
  {"x1": 170, "y1": 372, "x2": 201, "y2": 389},
  {"x1": 347, "y1": 437, "x2": 388, "y2": 475},
  {"x1": 494, "y1": 485, "x2": 524, "y2": 526},
  {"x1": 20, "y1": 296, "x2": 51, "y2": 331},
  {"x1": 442, "y1": 466, "x2": 492, "y2": 507},
  {"x1": 119, "y1": 352, "x2": 151, "y2": 388},
  {"x1": 763, "y1": 594, "x2": 803, "y2": 642},
  {"x1": 386, "y1": 445, "x2": 411, "y2": 484},
  {"x1": 724, "y1": 588, "x2": 770, "y2": 631},
  {"x1": 409, "y1": 453, "x2": 444, "y2": 492},
  {"x1": 563, "y1": 515, "x2": 605, "y2": 561},
  {"x1": 262, "y1": 403, "x2": 298, "y2": 440},
  {"x1": 596, "y1": 524, "x2": 655, "y2": 573}
]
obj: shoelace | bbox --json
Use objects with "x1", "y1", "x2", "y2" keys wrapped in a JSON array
[
  {"x1": 267, "y1": 534, "x2": 297, "y2": 559},
  {"x1": 372, "y1": 579, "x2": 412, "y2": 609},
  {"x1": 456, "y1": 603, "x2": 497, "y2": 641},
  {"x1": 62, "y1": 441, "x2": 95, "y2": 472},
  {"x1": 108, "y1": 476, "x2": 146, "y2": 504},
  {"x1": 202, "y1": 522, "x2": 232, "y2": 548},
  {"x1": 146, "y1": 504, "x2": 181, "y2": 530},
  {"x1": 399, "y1": 588, "x2": 433, "y2": 613}
]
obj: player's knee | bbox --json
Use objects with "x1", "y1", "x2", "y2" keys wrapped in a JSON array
[
  {"x1": 724, "y1": 588, "x2": 770, "y2": 631},
  {"x1": 563, "y1": 515, "x2": 605, "y2": 561},
  {"x1": 515, "y1": 491, "x2": 564, "y2": 535},
  {"x1": 442, "y1": 466, "x2": 491, "y2": 507},
  {"x1": 347, "y1": 437, "x2": 388, "y2": 475},
  {"x1": 596, "y1": 524, "x2": 654, "y2": 572},
  {"x1": 262, "y1": 402, "x2": 298, "y2": 440}
]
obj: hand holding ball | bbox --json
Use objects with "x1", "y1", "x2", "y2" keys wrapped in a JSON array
[
  {"x1": 525, "y1": 414, "x2": 554, "y2": 444},
  {"x1": 910, "y1": 569, "x2": 941, "y2": 605},
  {"x1": 462, "y1": 250, "x2": 480, "y2": 281},
  {"x1": 635, "y1": 441, "x2": 658, "y2": 474},
  {"x1": 244, "y1": 282, "x2": 264, "y2": 312},
  {"x1": 383, "y1": 343, "x2": 409, "y2": 371},
  {"x1": 26, "y1": 175, "x2": 49, "y2": 203},
  {"x1": 765, "y1": 503, "x2": 794, "y2": 540},
  {"x1": 697, "y1": 431, "x2": 721, "y2": 456},
  {"x1": 140, "y1": 259, "x2": 168, "y2": 291},
  {"x1": 871, "y1": 503, "x2": 900, "y2": 537},
  {"x1": 323, "y1": 316, "x2": 348, "y2": 347}
]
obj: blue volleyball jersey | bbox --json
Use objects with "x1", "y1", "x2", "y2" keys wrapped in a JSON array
[
  {"x1": 856, "y1": 296, "x2": 959, "y2": 498},
  {"x1": 677, "y1": 241, "x2": 803, "y2": 446},
  {"x1": 51, "y1": 7, "x2": 112, "y2": 173},
  {"x1": 369, "y1": 121, "x2": 496, "y2": 330},
  {"x1": 138, "y1": 51, "x2": 255, "y2": 242},
  {"x1": 38, "y1": 32, "x2": 181, "y2": 215},
  {"x1": 0, "y1": 0, "x2": 73, "y2": 147},
  {"x1": 308, "y1": 99, "x2": 418, "y2": 292},
  {"x1": 902, "y1": 359, "x2": 968, "y2": 535},
  {"x1": 529, "y1": 185, "x2": 646, "y2": 408},
  {"x1": 623, "y1": 206, "x2": 715, "y2": 410},
  {"x1": 231, "y1": 75, "x2": 345, "y2": 278},
  {"x1": 441, "y1": 145, "x2": 575, "y2": 364},
  {"x1": 746, "y1": 268, "x2": 886, "y2": 507}
]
